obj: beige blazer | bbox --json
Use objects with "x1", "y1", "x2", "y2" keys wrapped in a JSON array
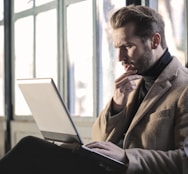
[{"x1": 92, "y1": 57, "x2": 188, "y2": 174}]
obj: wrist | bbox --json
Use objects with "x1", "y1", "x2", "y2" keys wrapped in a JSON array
[{"x1": 111, "y1": 98, "x2": 124, "y2": 115}]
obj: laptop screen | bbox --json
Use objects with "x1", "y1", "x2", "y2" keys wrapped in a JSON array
[{"x1": 17, "y1": 78, "x2": 83, "y2": 144}]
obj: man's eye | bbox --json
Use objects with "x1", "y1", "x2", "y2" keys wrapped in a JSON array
[
  {"x1": 125, "y1": 45, "x2": 132, "y2": 49},
  {"x1": 126, "y1": 45, "x2": 132, "y2": 48}
]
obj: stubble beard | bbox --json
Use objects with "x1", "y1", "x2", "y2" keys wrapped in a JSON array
[{"x1": 136, "y1": 46, "x2": 153, "y2": 75}]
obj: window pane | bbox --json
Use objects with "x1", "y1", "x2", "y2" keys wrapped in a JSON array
[
  {"x1": 36, "y1": 9, "x2": 57, "y2": 82},
  {"x1": 158, "y1": 0, "x2": 186, "y2": 65},
  {"x1": 36, "y1": 0, "x2": 54, "y2": 6},
  {"x1": 15, "y1": 16, "x2": 33, "y2": 115},
  {"x1": 98, "y1": 1, "x2": 126, "y2": 112},
  {"x1": 0, "y1": 0, "x2": 3, "y2": 21},
  {"x1": 15, "y1": 17, "x2": 34, "y2": 79},
  {"x1": 66, "y1": 0, "x2": 93, "y2": 116},
  {"x1": 0, "y1": 26, "x2": 4, "y2": 116},
  {"x1": 14, "y1": 0, "x2": 33, "y2": 13}
]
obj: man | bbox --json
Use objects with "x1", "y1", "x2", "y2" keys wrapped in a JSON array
[
  {"x1": 87, "y1": 5, "x2": 188, "y2": 173},
  {"x1": 0, "y1": 5, "x2": 187, "y2": 174}
]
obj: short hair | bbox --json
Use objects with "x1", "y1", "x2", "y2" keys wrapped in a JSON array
[{"x1": 110, "y1": 5, "x2": 167, "y2": 49}]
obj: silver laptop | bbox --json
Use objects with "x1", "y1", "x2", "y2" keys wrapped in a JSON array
[{"x1": 17, "y1": 78, "x2": 125, "y2": 171}]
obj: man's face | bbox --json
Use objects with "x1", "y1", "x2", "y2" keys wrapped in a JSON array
[{"x1": 112, "y1": 23, "x2": 155, "y2": 75}]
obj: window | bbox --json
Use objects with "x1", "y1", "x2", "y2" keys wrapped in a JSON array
[
  {"x1": 158, "y1": 0, "x2": 186, "y2": 65},
  {"x1": 35, "y1": 9, "x2": 57, "y2": 79},
  {"x1": 14, "y1": 1, "x2": 58, "y2": 115},
  {"x1": 0, "y1": 0, "x2": 3, "y2": 20},
  {"x1": 14, "y1": 16, "x2": 34, "y2": 115},
  {"x1": 36, "y1": 0, "x2": 54, "y2": 6},
  {"x1": 65, "y1": 0, "x2": 93, "y2": 116},
  {"x1": 14, "y1": 0, "x2": 33, "y2": 13}
]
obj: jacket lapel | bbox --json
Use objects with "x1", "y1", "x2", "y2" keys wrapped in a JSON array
[
  {"x1": 128, "y1": 80, "x2": 172, "y2": 129},
  {"x1": 124, "y1": 57, "x2": 180, "y2": 141}
]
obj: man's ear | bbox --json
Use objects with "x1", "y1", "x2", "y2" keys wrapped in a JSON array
[{"x1": 151, "y1": 33, "x2": 161, "y2": 49}]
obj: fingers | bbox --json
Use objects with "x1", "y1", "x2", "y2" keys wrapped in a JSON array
[
  {"x1": 112, "y1": 72, "x2": 142, "y2": 112},
  {"x1": 86, "y1": 141, "x2": 103, "y2": 149},
  {"x1": 115, "y1": 74, "x2": 141, "y2": 89},
  {"x1": 85, "y1": 142, "x2": 125, "y2": 161},
  {"x1": 115, "y1": 70, "x2": 138, "y2": 82},
  {"x1": 86, "y1": 141, "x2": 114, "y2": 150}
]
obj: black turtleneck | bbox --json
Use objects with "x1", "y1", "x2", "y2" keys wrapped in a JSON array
[
  {"x1": 133, "y1": 48, "x2": 172, "y2": 118},
  {"x1": 141, "y1": 48, "x2": 172, "y2": 92}
]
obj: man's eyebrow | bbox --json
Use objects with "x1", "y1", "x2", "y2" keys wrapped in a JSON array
[{"x1": 114, "y1": 41, "x2": 131, "y2": 48}]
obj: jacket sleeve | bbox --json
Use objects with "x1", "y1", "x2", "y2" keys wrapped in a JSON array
[
  {"x1": 92, "y1": 98, "x2": 129, "y2": 142},
  {"x1": 125, "y1": 147, "x2": 187, "y2": 174}
]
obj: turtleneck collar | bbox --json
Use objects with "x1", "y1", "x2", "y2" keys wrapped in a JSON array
[{"x1": 142, "y1": 48, "x2": 172, "y2": 81}]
